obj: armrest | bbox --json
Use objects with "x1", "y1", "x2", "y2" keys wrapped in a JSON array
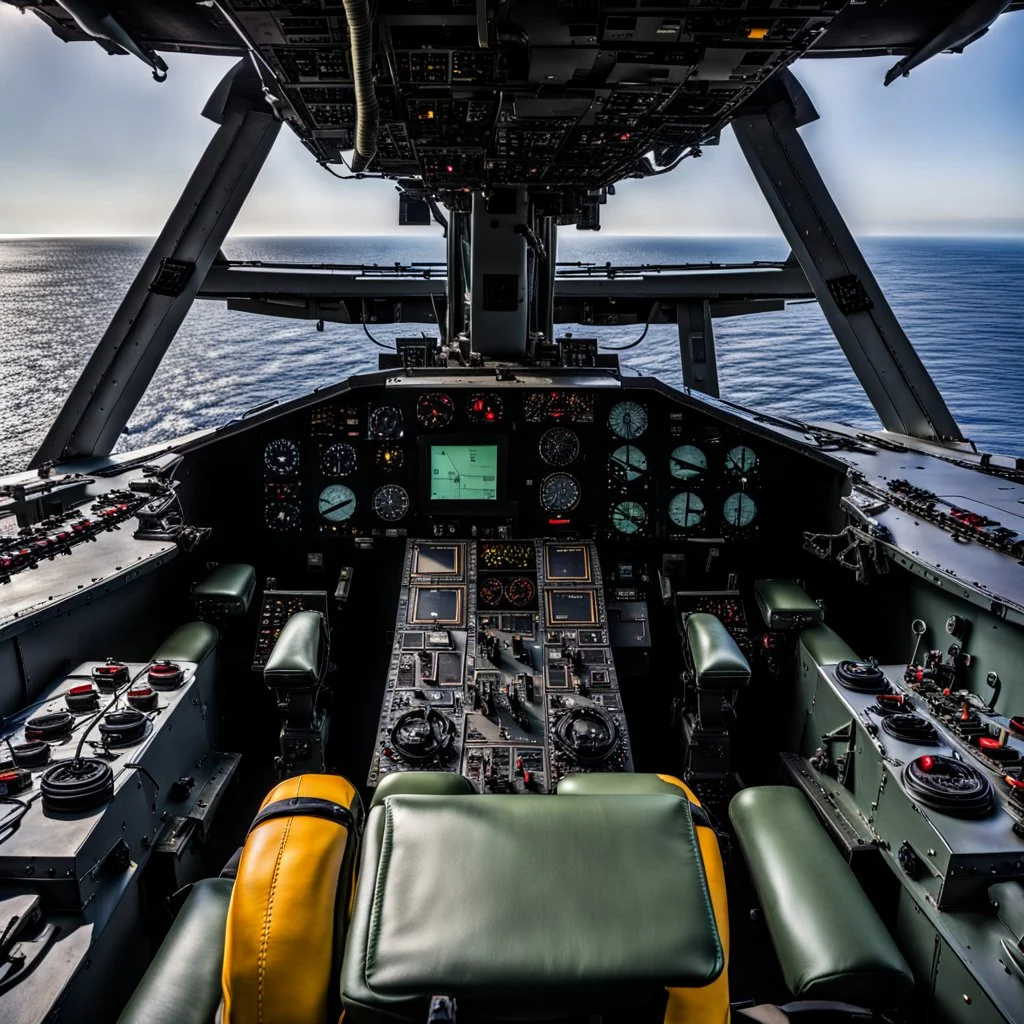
[
  {"x1": 118, "y1": 878, "x2": 232, "y2": 1024},
  {"x1": 264, "y1": 610, "x2": 327, "y2": 690},
  {"x1": 686, "y1": 613, "x2": 751, "y2": 690}
]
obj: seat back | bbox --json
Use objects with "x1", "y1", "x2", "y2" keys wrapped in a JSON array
[
  {"x1": 222, "y1": 773, "x2": 362, "y2": 1024},
  {"x1": 342, "y1": 773, "x2": 727, "y2": 1023}
]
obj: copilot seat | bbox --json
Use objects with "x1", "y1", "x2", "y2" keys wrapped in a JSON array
[
  {"x1": 342, "y1": 773, "x2": 727, "y2": 1023},
  {"x1": 118, "y1": 772, "x2": 731, "y2": 1024}
]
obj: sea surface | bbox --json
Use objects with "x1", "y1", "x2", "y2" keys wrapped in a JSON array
[{"x1": 1, "y1": 235, "x2": 1022, "y2": 474}]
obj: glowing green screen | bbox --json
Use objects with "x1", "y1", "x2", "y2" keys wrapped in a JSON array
[{"x1": 429, "y1": 444, "x2": 499, "y2": 501}]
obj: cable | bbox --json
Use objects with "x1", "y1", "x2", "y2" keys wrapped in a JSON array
[
  {"x1": 362, "y1": 322, "x2": 393, "y2": 350},
  {"x1": 600, "y1": 304, "x2": 656, "y2": 351},
  {"x1": 73, "y1": 665, "x2": 148, "y2": 762}
]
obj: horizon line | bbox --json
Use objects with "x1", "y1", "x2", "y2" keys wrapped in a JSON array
[{"x1": 3, "y1": 231, "x2": 1024, "y2": 241}]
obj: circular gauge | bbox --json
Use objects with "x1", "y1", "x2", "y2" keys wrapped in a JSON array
[
  {"x1": 264, "y1": 439, "x2": 300, "y2": 476},
  {"x1": 479, "y1": 578, "x2": 505, "y2": 606},
  {"x1": 318, "y1": 484, "x2": 357, "y2": 523},
  {"x1": 669, "y1": 445, "x2": 707, "y2": 482},
  {"x1": 377, "y1": 445, "x2": 404, "y2": 470},
  {"x1": 539, "y1": 427, "x2": 580, "y2": 467},
  {"x1": 321, "y1": 442, "x2": 357, "y2": 477},
  {"x1": 669, "y1": 491, "x2": 705, "y2": 529},
  {"x1": 540, "y1": 472, "x2": 581, "y2": 512},
  {"x1": 373, "y1": 484, "x2": 409, "y2": 522},
  {"x1": 723, "y1": 492, "x2": 758, "y2": 528},
  {"x1": 608, "y1": 400, "x2": 648, "y2": 439},
  {"x1": 506, "y1": 577, "x2": 535, "y2": 607},
  {"x1": 609, "y1": 445, "x2": 647, "y2": 484},
  {"x1": 467, "y1": 392, "x2": 504, "y2": 424},
  {"x1": 725, "y1": 445, "x2": 757, "y2": 475},
  {"x1": 416, "y1": 392, "x2": 455, "y2": 429},
  {"x1": 610, "y1": 500, "x2": 647, "y2": 535},
  {"x1": 265, "y1": 501, "x2": 300, "y2": 532},
  {"x1": 369, "y1": 405, "x2": 404, "y2": 439}
]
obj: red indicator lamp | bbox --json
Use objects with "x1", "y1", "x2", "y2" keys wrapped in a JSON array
[
  {"x1": 548, "y1": 518, "x2": 571, "y2": 526},
  {"x1": 919, "y1": 755, "x2": 935, "y2": 772}
]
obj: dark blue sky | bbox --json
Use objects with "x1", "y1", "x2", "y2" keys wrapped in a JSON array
[{"x1": 1, "y1": 6, "x2": 1021, "y2": 236}]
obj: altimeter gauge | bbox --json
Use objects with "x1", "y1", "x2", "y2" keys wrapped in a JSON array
[
  {"x1": 610, "y1": 500, "x2": 647, "y2": 535},
  {"x1": 723, "y1": 492, "x2": 757, "y2": 528},
  {"x1": 478, "y1": 578, "x2": 505, "y2": 606},
  {"x1": 321, "y1": 442, "x2": 357, "y2": 477},
  {"x1": 539, "y1": 427, "x2": 580, "y2": 466},
  {"x1": 416, "y1": 392, "x2": 455, "y2": 429},
  {"x1": 467, "y1": 393, "x2": 504, "y2": 423},
  {"x1": 607, "y1": 400, "x2": 648, "y2": 439},
  {"x1": 264, "y1": 439, "x2": 300, "y2": 476},
  {"x1": 368, "y1": 405, "x2": 404, "y2": 439},
  {"x1": 540, "y1": 472, "x2": 581, "y2": 512},
  {"x1": 377, "y1": 445, "x2": 404, "y2": 470},
  {"x1": 319, "y1": 484, "x2": 357, "y2": 522},
  {"x1": 265, "y1": 501, "x2": 300, "y2": 532},
  {"x1": 373, "y1": 484, "x2": 409, "y2": 522},
  {"x1": 669, "y1": 445, "x2": 706, "y2": 482},
  {"x1": 506, "y1": 577, "x2": 535, "y2": 607},
  {"x1": 669, "y1": 491, "x2": 705, "y2": 529},
  {"x1": 609, "y1": 445, "x2": 647, "y2": 483},
  {"x1": 724, "y1": 445, "x2": 757, "y2": 475}
]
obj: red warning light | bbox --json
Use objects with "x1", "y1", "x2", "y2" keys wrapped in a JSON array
[{"x1": 919, "y1": 755, "x2": 935, "y2": 772}]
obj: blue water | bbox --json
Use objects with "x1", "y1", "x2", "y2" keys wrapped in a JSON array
[{"x1": 1, "y1": 235, "x2": 1022, "y2": 473}]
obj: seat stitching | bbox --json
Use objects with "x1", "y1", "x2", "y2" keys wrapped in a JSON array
[{"x1": 257, "y1": 777, "x2": 302, "y2": 1022}]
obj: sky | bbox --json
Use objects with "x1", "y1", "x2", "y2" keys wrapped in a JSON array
[{"x1": 0, "y1": 6, "x2": 1022, "y2": 237}]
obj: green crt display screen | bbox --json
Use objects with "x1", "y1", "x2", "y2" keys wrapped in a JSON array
[{"x1": 429, "y1": 444, "x2": 499, "y2": 501}]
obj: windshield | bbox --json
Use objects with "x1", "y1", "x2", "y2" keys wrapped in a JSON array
[{"x1": 1, "y1": 8, "x2": 1022, "y2": 471}]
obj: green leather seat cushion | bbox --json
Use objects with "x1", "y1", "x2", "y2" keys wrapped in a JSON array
[
  {"x1": 342, "y1": 794, "x2": 724, "y2": 1021},
  {"x1": 193, "y1": 563, "x2": 256, "y2": 615},
  {"x1": 685, "y1": 612, "x2": 751, "y2": 690},
  {"x1": 729, "y1": 786, "x2": 913, "y2": 1005},
  {"x1": 368, "y1": 770, "x2": 475, "y2": 811},
  {"x1": 264, "y1": 610, "x2": 326, "y2": 689},
  {"x1": 118, "y1": 878, "x2": 232, "y2": 1024},
  {"x1": 152, "y1": 621, "x2": 219, "y2": 665}
]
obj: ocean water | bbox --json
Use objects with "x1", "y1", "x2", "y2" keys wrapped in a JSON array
[{"x1": 1, "y1": 235, "x2": 1022, "y2": 474}]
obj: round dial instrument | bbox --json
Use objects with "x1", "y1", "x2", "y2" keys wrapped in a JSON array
[
  {"x1": 609, "y1": 444, "x2": 647, "y2": 483},
  {"x1": 373, "y1": 484, "x2": 409, "y2": 522},
  {"x1": 318, "y1": 484, "x2": 357, "y2": 522},
  {"x1": 478, "y1": 578, "x2": 504, "y2": 606},
  {"x1": 540, "y1": 472, "x2": 581, "y2": 512},
  {"x1": 416, "y1": 392, "x2": 454, "y2": 429},
  {"x1": 725, "y1": 445, "x2": 757, "y2": 475},
  {"x1": 376, "y1": 445, "x2": 404, "y2": 470},
  {"x1": 506, "y1": 577, "x2": 535, "y2": 607},
  {"x1": 723, "y1": 492, "x2": 758, "y2": 528},
  {"x1": 610, "y1": 500, "x2": 647, "y2": 535},
  {"x1": 467, "y1": 392, "x2": 504, "y2": 423},
  {"x1": 368, "y1": 406, "x2": 404, "y2": 438},
  {"x1": 321, "y1": 442, "x2": 357, "y2": 477},
  {"x1": 539, "y1": 428, "x2": 580, "y2": 467},
  {"x1": 669, "y1": 445, "x2": 706, "y2": 482},
  {"x1": 608, "y1": 400, "x2": 648, "y2": 439},
  {"x1": 264, "y1": 439, "x2": 300, "y2": 476},
  {"x1": 265, "y1": 501, "x2": 300, "y2": 532},
  {"x1": 669, "y1": 491, "x2": 705, "y2": 529}
]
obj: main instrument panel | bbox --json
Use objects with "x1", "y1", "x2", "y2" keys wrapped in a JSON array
[{"x1": 255, "y1": 382, "x2": 771, "y2": 544}]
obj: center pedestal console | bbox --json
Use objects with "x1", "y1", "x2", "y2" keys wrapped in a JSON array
[{"x1": 368, "y1": 539, "x2": 633, "y2": 792}]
